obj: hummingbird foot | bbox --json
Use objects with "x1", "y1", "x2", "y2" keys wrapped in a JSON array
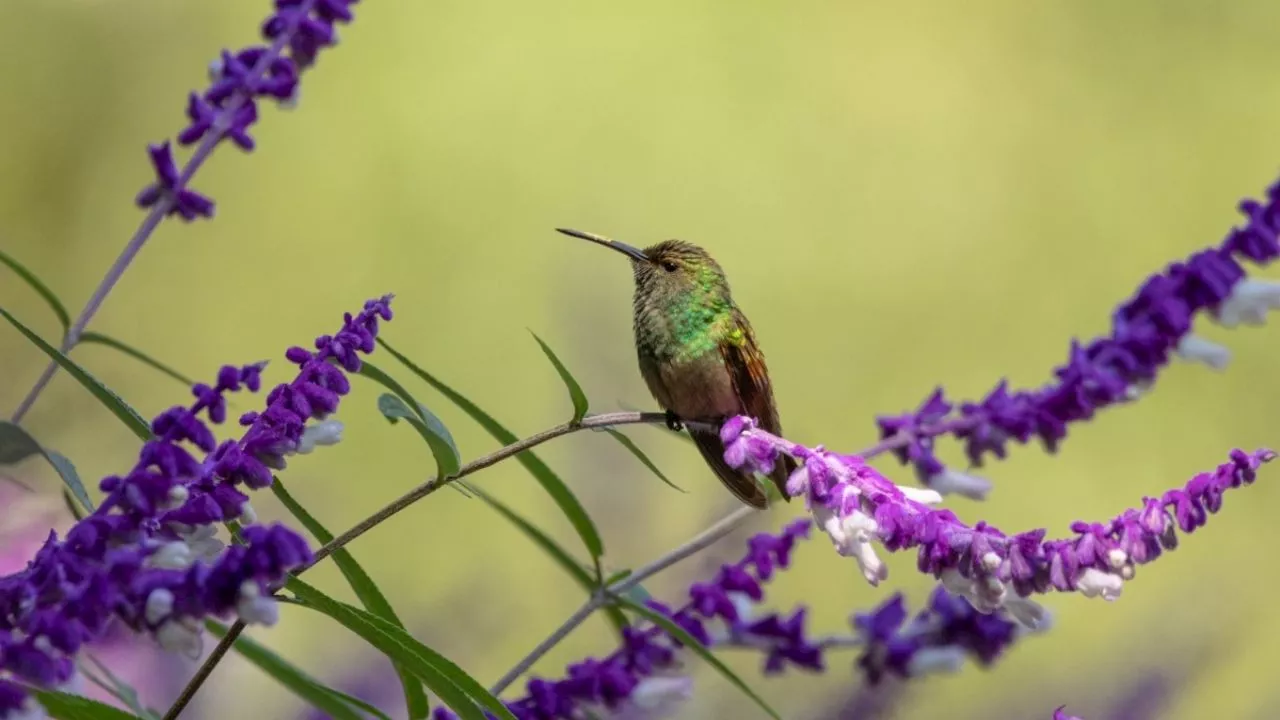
[{"x1": 664, "y1": 410, "x2": 685, "y2": 432}]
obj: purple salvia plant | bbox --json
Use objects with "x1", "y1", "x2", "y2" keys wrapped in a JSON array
[
  {"x1": 0, "y1": 296, "x2": 391, "y2": 718},
  {"x1": 875, "y1": 181, "x2": 1280, "y2": 497},
  {"x1": 433, "y1": 521, "x2": 1036, "y2": 720},
  {"x1": 136, "y1": 0, "x2": 358, "y2": 220},
  {"x1": 721, "y1": 416, "x2": 1273, "y2": 624}
]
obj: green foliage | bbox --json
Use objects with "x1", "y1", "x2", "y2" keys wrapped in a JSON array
[
  {"x1": 271, "y1": 478, "x2": 431, "y2": 719},
  {"x1": 0, "y1": 421, "x2": 94, "y2": 512},
  {"x1": 29, "y1": 690, "x2": 144, "y2": 720},
  {"x1": 288, "y1": 577, "x2": 520, "y2": 720},
  {"x1": 377, "y1": 393, "x2": 462, "y2": 478},
  {"x1": 79, "y1": 655, "x2": 161, "y2": 720},
  {"x1": 0, "y1": 307, "x2": 151, "y2": 441},
  {"x1": 467, "y1": 484, "x2": 631, "y2": 635},
  {"x1": 78, "y1": 332, "x2": 195, "y2": 387},
  {"x1": 377, "y1": 338, "x2": 605, "y2": 562},
  {"x1": 205, "y1": 620, "x2": 368, "y2": 720},
  {"x1": 528, "y1": 331, "x2": 589, "y2": 424},
  {"x1": 613, "y1": 595, "x2": 782, "y2": 720},
  {"x1": 600, "y1": 428, "x2": 685, "y2": 493},
  {"x1": 0, "y1": 247, "x2": 70, "y2": 331}
]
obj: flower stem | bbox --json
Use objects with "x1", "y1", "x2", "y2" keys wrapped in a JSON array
[{"x1": 161, "y1": 621, "x2": 245, "y2": 720}]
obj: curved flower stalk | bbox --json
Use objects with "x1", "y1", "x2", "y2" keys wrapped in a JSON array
[
  {"x1": 434, "y1": 521, "x2": 1039, "y2": 720},
  {"x1": 137, "y1": 0, "x2": 360, "y2": 220},
  {"x1": 722, "y1": 416, "x2": 1273, "y2": 623},
  {"x1": 0, "y1": 296, "x2": 392, "y2": 719},
  {"x1": 876, "y1": 180, "x2": 1280, "y2": 494}
]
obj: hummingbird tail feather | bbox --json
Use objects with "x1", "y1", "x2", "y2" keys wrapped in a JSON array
[{"x1": 690, "y1": 429, "x2": 770, "y2": 509}]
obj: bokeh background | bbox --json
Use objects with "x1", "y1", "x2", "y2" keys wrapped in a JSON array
[{"x1": 2, "y1": 1, "x2": 1279, "y2": 718}]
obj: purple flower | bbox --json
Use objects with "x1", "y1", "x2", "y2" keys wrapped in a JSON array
[
  {"x1": 139, "y1": 0, "x2": 359, "y2": 217},
  {"x1": 875, "y1": 180, "x2": 1280, "y2": 490},
  {"x1": 723, "y1": 417, "x2": 1273, "y2": 623},
  {"x1": 1053, "y1": 706, "x2": 1084, "y2": 720},
  {"x1": 134, "y1": 143, "x2": 215, "y2": 221},
  {"x1": 0, "y1": 297, "x2": 392, "y2": 713}
]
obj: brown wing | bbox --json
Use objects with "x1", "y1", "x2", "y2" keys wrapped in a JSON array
[{"x1": 715, "y1": 316, "x2": 795, "y2": 503}]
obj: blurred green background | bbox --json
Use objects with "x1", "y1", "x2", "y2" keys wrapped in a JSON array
[{"x1": 2, "y1": 1, "x2": 1279, "y2": 718}]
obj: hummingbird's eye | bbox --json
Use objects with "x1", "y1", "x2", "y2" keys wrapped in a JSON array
[{"x1": 660, "y1": 260, "x2": 679, "y2": 273}]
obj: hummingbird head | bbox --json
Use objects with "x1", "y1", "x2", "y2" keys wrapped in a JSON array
[{"x1": 556, "y1": 228, "x2": 730, "y2": 305}]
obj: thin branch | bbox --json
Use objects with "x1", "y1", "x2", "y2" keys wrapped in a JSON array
[{"x1": 161, "y1": 621, "x2": 245, "y2": 720}]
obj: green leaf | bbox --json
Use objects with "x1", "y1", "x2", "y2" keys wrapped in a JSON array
[
  {"x1": 602, "y1": 429, "x2": 685, "y2": 493},
  {"x1": 613, "y1": 596, "x2": 782, "y2": 720},
  {"x1": 29, "y1": 690, "x2": 144, "y2": 720},
  {"x1": 378, "y1": 338, "x2": 604, "y2": 561},
  {"x1": 0, "y1": 421, "x2": 94, "y2": 512},
  {"x1": 326, "y1": 689, "x2": 394, "y2": 720},
  {"x1": 205, "y1": 620, "x2": 366, "y2": 720},
  {"x1": 287, "y1": 577, "x2": 515, "y2": 720},
  {"x1": 354, "y1": 362, "x2": 473, "y2": 497},
  {"x1": 80, "y1": 655, "x2": 161, "y2": 720},
  {"x1": 529, "y1": 331, "x2": 589, "y2": 424},
  {"x1": 0, "y1": 307, "x2": 151, "y2": 441},
  {"x1": 0, "y1": 248, "x2": 70, "y2": 331},
  {"x1": 376, "y1": 393, "x2": 461, "y2": 478},
  {"x1": 468, "y1": 485, "x2": 630, "y2": 635},
  {"x1": 272, "y1": 478, "x2": 431, "y2": 720},
  {"x1": 62, "y1": 488, "x2": 87, "y2": 521},
  {"x1": 78, "y1": 332, "x2": 196, "y2": 387},
  {"x1": 602, "y1": 569, "x2": 654, "y2": 606}
]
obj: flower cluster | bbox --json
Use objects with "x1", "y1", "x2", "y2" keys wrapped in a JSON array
[
  {"x1": 853, "y1": 586, "x2": 1032, "y2": 685},
  {"x1": 136, "y1": 0, "x2": 360, "y2": 220},
  {"x1": 876, "y1": 180, "x2": 1280, "y2": 493},
  {"x1": 0, "y1": 296, "x2": 391, "y2": 718},
  {"x1": 432, "y1": 521, "x2": 1036, "y2": 720},
  {"x1": 722, "y1": 416, "x2": 1273, "y2": 621}
]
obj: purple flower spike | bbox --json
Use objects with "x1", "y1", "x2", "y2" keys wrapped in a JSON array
[
  {"x1": 0, "y1": 297, "x2": 393, "y2": 712},
  {"x1": 1054, "y1": 706, "x2": 1084, "y2": 720},
  {"x1": 140, "y1": 0, "x2": 360, "y2": 215},
  {"x1": 873, "y1": 180, "x2": 1280, "y2": 491},
  {"x1": 722, "y1": 416, "x2": 1273, "y2": 623},
  {"x1": 134, "y1": 142, "x2": 215, "y2": 221}
]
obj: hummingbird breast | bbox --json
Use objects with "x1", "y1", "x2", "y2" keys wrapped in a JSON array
[{"x1": 633, "y1": 300, "x2": 741, "y2": 420}]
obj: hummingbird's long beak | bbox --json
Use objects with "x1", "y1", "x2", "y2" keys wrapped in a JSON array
[{"x1": 556, "y1": 227, "x2": 650, "y2": 263}]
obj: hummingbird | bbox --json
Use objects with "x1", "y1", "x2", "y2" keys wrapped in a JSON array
[{"x1": 558, "y1": 227, "x2": 794, "y2": 509}]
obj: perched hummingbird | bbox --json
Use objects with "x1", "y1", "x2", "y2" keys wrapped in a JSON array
[{"x1": 558, "y1": 227, "x2": 794, "y2": 509}]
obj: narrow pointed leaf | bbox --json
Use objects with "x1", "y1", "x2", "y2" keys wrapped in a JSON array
[
  {"x1": 0, "y1": 307, "x2": 151, "y2": 441},
  {"x1": 80, "y1": 655, "x2": 160, "y2": 720},
  {"x1": 377, "y1": 393, "x2": 461, "y2": 478},
  {"x1": 62, "y1": 488, "x2": 87, "y2": 520},
  {"x1": 0, "y1": 248, "x2": 70, "y2": 331},
  {"x1": 529, "y1": 331, "x2": 589, "y2": 424},
  {"x1": 469, "y1": 485, "x2": 630, "y2": 634},
  {"x1": 0, "y1": 422, "x2": 94, "y2": 512},
  {"x1": 272, "y1": 478, "x2": 431, "y2": 719},
  {"x1": 78, "y1": 332, "x2": 195, "y2": 387},
  {"x1": 204, "y1": 620, "x2": 365, "y2": 720},
  {"x1": 378, "y1": 338, "x2": 604, "y2": 560},
  {"x1": 602, "y1": 429, "x2": 685, "y2": 493},
  {"x1": 28, "y1": 690, "x2": 144, "y2": 720},
  {"x1": 613, "y1": 596, "x2": 782, "y2": 720},
  {"x1": 287, "y1": 577, "x2": 514, "y2": 720}
]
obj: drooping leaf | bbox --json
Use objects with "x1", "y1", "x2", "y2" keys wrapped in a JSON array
[
  {"x1": 0, "y1": 422, "x2": 94, "y2": 512},
  {"x1": 28, "y1": 690, "x2": 144, "y2": 720},
  {"x1": 205, "y1": 620, "x2": 365, "y2": 720},
  {"x1": 613, "y1": 596, "x2": 782, "y2": 720},
  {"x1": 62, "y1": 488, "x2": 86, "y2": 521},
  {"x1": 378, "y1": 338, "x2": 604, "y2": 561},
  {"x1": 287, "y1": 577, "x2": 515, "y2": 720},
  {"x1": 602, "y1": 429, "x2": 685, "y2": 493},
  {"x1": 80, "y1": 655, "x2": 161, "y2": 720},
  {"x1": 0, "y1": 307, "x2": 151, "y2": 441},
  {"x1": 468, "y1": 485, "x2": 630, "y2": 635},
  {"x1": 377, "y1": 393, "x2": 461, "y2": 478},
  {"x1": 271, "y1": 478, "x2": 431, "y2": 719},
  {"x1": 0, "y1": 248, "x2": 70, "y2": 331},
  {"x1": 79, "y1": 332, "x2": 196, "y2": 387},
  {"x1": 354, "y1": 362, "x2": 473, "y2": 496},
  {"x1": 529, "y1": 331, "x2": 589, "y2": 424}
]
